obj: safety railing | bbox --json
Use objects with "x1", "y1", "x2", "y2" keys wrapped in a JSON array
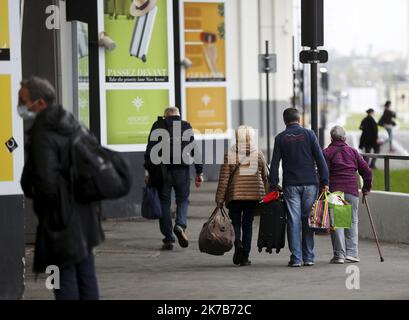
[{"x1": 361, "y1": 153, "x2": 409, "y2": 192}]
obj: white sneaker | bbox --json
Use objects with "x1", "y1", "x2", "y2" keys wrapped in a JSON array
[
  {"x1": 330, "y1": 257, "x2": 345, "y2": 264},
  {"x1": 345, "y1": 256, "x2": 360, "y2": 263}
]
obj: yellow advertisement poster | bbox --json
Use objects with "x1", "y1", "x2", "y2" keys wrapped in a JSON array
[
  {"x1": 186, "y1": 87, "x2": 227, "y2": 133},
  {"x1": 0, "y1": 74, "x2": 13, "y2": 181},
  {"x1": 184, "y1": 2, "x2": 226, "y2": 82},
  {"x1": 0, "y1": 0, "x2": 10, "y2": 61}
]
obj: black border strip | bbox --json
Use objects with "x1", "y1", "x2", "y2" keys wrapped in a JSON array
[{"x1": 0, "y1": 49, "x2": 10, "y2": 61}]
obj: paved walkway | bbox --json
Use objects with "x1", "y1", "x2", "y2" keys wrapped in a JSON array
[{"x1": 24, "y1": 183, "x2": 409, "y2": 300}]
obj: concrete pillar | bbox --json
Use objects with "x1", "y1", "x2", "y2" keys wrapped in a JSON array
[{"x1": 259, "y1": 0, "x2": 293, "y2": 138}]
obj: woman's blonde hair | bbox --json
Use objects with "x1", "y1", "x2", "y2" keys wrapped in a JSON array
[{"x1": 235, "y1": 125, "x2": 255, "y2": 147}]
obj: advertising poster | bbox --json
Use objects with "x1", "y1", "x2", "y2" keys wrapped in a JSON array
[
  {"x1": 0, "y1": 0, "x2": 23, "y2": 195},
  {"x1": 181, "y1": 1, "x2": 230, "y2": 138},
  {"x1": 104, "y1": 0, "x2": 169, "y2": 83},
  {"x1": 0, "y1": 75, "x2": 13, "y2": 181},
  {"x1": 79, "y1": 86, "x2": 90, "y2": 128},
  {"x1": 106, "y1": 89, "x2": 169, "y2": 145},
  {"x1": 0, "y1": 0, "x2": 10, "y2": 61},
  {"x1": 99, "y1": 0, "x2": 175, "y2": 151},
  {"x1": 76, "y1": 22, "x2": 90, "y2": 128},
  {"x1": 184, "y1": 2, "x2": 226, "y2": 82},
  {"x1": 186, "y1": 87, "x2": 227, "y2": 134}
]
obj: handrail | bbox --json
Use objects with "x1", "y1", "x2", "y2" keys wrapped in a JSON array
[
  {"x1": 361, "y1": 153, "x2": 409, "y2": 192},
  {"x1": 361, "y1": 154, "x2": 409, "y2": 161}
]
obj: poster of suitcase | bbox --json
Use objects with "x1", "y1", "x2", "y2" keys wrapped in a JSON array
[
  {"x1": 104, "y1": 0, "x2": 169, "y2": 83},
  {"x1": 106, "y1": 89, "x2": 169, "y2": 145},
  {"x1": 184, "y1": 2, "x2": 226, "y2": 82},
  {"x1": 0, "y1": 0, "x2": 10, "y2": 61}
]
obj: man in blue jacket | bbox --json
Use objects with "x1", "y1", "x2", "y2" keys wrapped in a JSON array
[{"x1": 269, "y1": 108, "x2": 329, "y2": 267}]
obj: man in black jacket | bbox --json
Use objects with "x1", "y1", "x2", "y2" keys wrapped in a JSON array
[
  {"x1": 359, "y1": 108, "x2": 380, "y2": 169},
  {"x1": 19, "y1": 77, "x2": 104, "y2": 300},
  {"x1": 378, "y1": 101, "x2": 397, "y2": 152},
  {"x1": 145, "y1": 107, "x2": 204, "y2": 250}
]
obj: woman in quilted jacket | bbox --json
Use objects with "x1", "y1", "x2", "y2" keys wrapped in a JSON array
[{"x1": 216, "y1": 126, "x2": 269, "y2": 266}]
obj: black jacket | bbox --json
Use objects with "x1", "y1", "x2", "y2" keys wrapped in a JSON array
[
  {"x1": 379, "y1": 109, "x2": 396, "y2": 127},
  {"x1": 359, "y1": 115, "x2": 378, "y2": 149},
  {"x1": 21, "y1": 105, "x2": 105, "y2": 273},
  {"x1": 144, "y1": 116, "x2": 203, "y2": 186}
]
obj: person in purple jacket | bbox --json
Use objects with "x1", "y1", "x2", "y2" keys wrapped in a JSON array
[{"x1": 323, "y1": 126, "x2": 373, "y2": 264}]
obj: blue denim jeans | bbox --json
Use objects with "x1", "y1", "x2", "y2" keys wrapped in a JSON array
[
  {"x1": 228, "y1": 201, "x2": 258, "y2": 256},
  {"x1": 284, "y1": 185, "x2": 318, "y2": 264},
  {"x1": 331, "y1": 194, "x2": 359, "y2": 259},
  {"x1": 158, "y1": 167, "x2": 190, "y2": 243},
  {"x1": 54, "y1": 253, "x2": 99, "y2": 300},
  {"x1": 385, "y1": 125, "x2": 393, "y2": 151}
]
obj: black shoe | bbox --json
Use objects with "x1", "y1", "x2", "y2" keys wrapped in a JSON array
[
  {"x1": 162, "y1": 242, "x2": 174, "y2": 251},
  {"x1": 240, "y1": 254, "x2": 252, "y2": 266},
  {"x1": 240, "y1": 260, "x2": 252, "y2": 266},
  {"x1": 233, "y1": 240, "x2": 244, "y2": 265},
  {"x1": 288, "y1": 261, "x2": 302, "y2": 267},
  {"x1": 174, "y1": 225, "x2": 189, "y2": 248}
]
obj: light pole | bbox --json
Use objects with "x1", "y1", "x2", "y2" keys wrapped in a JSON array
[
  {"x1": 319, "y1": 67, "x2": 329, "y2": 148},
  {"x1": 300, "y1": 0, "x2": 327, "y2": 140}
]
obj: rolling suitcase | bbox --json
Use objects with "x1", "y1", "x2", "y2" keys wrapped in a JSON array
[
  {"x1": 257, "y1": 199, "x2": 287, "y2": 254},
  {"x1": 129, "y1": 5, "x2": 158, "y2": 62}
]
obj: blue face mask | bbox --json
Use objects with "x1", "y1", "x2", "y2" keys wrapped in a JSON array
[{"x1": 17, "y1": 103, "x2": 37, "y2": 120}]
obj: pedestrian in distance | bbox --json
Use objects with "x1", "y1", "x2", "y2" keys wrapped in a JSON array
[
  {"x1": 359, "y1": 108, "x2": 380, "y2": 169},
  {"x1": 215, "y1": 126, "x2": 269, "y2": 266},
  {"x1": 378, "y1": 101, "x2": 397, "y2": 152},
  {"x1": 269, "y1": 108, "x2": 329, "y2": 268},
  {"x1": 323, "y1": 126, "x2": 373, "y2": 264},
  {"x1": 144, "y1": 107, "x2": 204, "y2": 251},
  {"x1": 19, "y1": 77, "x2": 105, "y2": 300}
]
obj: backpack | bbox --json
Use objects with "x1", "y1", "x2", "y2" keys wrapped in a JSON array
[
  {"x1": 160, "y1": 117, "x2": 193, "y2": 166},
  {"x1": 70, "y1": 126, "x2": 132, "y2": 203}
]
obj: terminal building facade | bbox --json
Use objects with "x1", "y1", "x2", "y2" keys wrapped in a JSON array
[{"x1": 0, "y1": 0, "x2": 295, "y2": 299}]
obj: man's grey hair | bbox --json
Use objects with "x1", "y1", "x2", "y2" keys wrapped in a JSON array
[
  {"x1": 20, "y1": 76, "x2": 56, "y2": 106},
  {"x1": 164, "y1": 107, "x2": 180, "y2": 117},
  {"x1": 330, "y1": 125, "x2": 346, "y2": 141}
]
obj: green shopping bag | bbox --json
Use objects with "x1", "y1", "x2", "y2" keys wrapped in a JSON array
[{"x1": 328, "y1": 195, "x2": 352, "y2": 229}]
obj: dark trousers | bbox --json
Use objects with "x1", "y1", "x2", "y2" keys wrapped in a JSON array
[
  {"x1": 158, "y1": 167, "x2": 191, "y2": 243},
  {"x1": 54, "y1": 253, "x2": 99, "y2": 300},
  {"x1": 364, "y1": 145, "x2": 380, "y2": 168},
  {"x1": 228, "y1": 201, "x2": 258, "y2": 256}
]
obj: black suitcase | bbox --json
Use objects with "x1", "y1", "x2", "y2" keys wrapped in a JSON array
[{"x1": 257, "y1": 199, "x2": 287, "y2": 254}]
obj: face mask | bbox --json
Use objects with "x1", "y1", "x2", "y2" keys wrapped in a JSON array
[{"x1": 17, "y1": 104, "x2": 37, "y2": 120}]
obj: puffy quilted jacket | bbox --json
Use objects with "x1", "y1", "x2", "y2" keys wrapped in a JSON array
[{"x1": 216, "y1": 145, "x2": 269, "y2": 206}]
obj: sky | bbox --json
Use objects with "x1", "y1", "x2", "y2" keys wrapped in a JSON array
[{"x1": 325, "y1": 0, "x2": 409, "y2": 57}]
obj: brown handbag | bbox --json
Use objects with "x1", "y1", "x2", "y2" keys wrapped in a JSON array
[
  {"x1": 198, "y1": 207, "x2": 235, "y2": 256},
  {"x1": 198, "y1": 156, "x2": 246, "y2": 256}
]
